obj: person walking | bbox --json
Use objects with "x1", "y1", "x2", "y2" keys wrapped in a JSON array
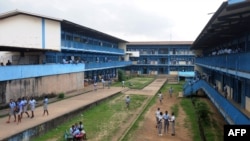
[
  {"x1": 125, "y1": 95, "x2": 131, "y2": 109},
  {"x1": 94, "y1": 82, "x2": 97, "y2": 91},
  {"x1": 43, "y1": 96, "x2": 49, "y2": 116},
  {"x1": 29, "y1": 97, "x2": 36, "y2": 118},
  {"x1": 169, "y1": 87, "x2": 173, "y2": 98},
  {"x1": 122, "y1": 80, "x2": 125, "y2": 88},
  {"x1": 6, "y1": 99, "x2": 16, "y2": 123},
  {"x1": 169, "y1": 112, "x2": 176, "y2": 136},
  {"x1": 158, "y1": 91, "x2": 163, "y2": 104},
  {"x1": 157, "y1": 112, "x2": 163, "y2": 136},
  {"x1": 155, "y1": 107, "x2": 160, "y2": 128},
  {"x1": 16, "y1": 98, "x2": 23, "y2": 125},
  {"x1": 163, "y1": 110, "x2": 170, "y2": 134},
  {"x1": 21, "y1": 96, "x2": 30, "y2": 118},
  {"x1": 101, "y1": 78, "x2": 105, "y2": 89}
]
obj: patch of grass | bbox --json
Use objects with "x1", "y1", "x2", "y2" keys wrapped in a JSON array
[
  {"x1": 112, "y1": 77, "x2": 154, "y2": 89},
  {"x1": 170, "y1": 103, "x2": 179, "y2": 117},
  {"x1": 180, "y1": 98, "x2": 201, "y2": 141},
  {"x1": 33, "y1": 93, "x2": 148, "y2": 141}
]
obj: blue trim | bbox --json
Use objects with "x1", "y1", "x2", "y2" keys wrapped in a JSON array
[{"x1": 42, "y1": 18, "x2": 45, "y2": 49}]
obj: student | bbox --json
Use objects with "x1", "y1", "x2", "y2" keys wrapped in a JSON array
[
  {"x1": 125, "y1": 95, "x2": 131, "y2": 109},
  {"x1": 6, "y1": 60, "x2": 12, "y2": 65},
  {"x1": 155, "y1": 107, "x2": 160, "y2": 128},
  {"x1": 16, "y1": 98, "x2": 23, "y2": 125},
  {"x1": 169, "y1": 112, "x2": 176, "y2": 136},
  {"x1": 163, "y1": 110, "x2": 170, "y2": 134},
  {"x1": 101, "y1": 78, "x2": 105, "y2": 89},
  {"x1": 29, "y1": 97, "x2": 36, "y2": 118},
  {"x1": 157, "y1": 112, "x2": 163, "y2": 136},
  {"x1": 169, "y1": 87, "x2": 173, "y2": 98},
  {"x1": 94, "y1": 82, "x2": 97, "y2": 91},
  {"x1": 21, "y1": 96, "x2": 30, "y2": 118},
  {"x1": 43, "y1": 96, "x2": 49, "y2": 116},
  {"x1": 6, "y1": 99, "x2": 16, "y2": 123},
  {"x1": 79, "y1": 121, "x2": 84, "y2": 130},
  {"x1": 122, "y1": 80, "x2": 125, "y2": 88},
  {"x1": 158, "y1": 91, "x2": 163, "y2": 104}
]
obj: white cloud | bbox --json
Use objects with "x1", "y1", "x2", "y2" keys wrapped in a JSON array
[{"x1": 0, "y1": 0, "x2": 226, "y2": 41}]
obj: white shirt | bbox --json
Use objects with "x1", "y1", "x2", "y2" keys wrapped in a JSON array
[
  {"x1": 155, "y1": 110, "x2": 160, "y2": 117},
  {"x1": 170, "y1": 115, "x2": 175, "y2": 122},
  {"x1": 29, "y1": 99, "x2": 36, "y2": 108}
]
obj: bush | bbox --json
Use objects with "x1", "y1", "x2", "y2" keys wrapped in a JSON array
[
  {"x1": 58, "y1": 93, "x2": 65, "y2": 99},
  {"x1": 196, "y1": 101, "x2": 211, "y2": 125},
  {"x1": 118, "y1": 69, "x2": 125, "y2": 82}
]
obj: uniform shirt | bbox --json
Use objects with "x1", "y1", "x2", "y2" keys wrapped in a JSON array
[
  {"x1": 163, "y1": 113, "x2": 169, "y2": 120},
  {"x1": 29, "y1": 99, "x2": 36, "y2": 109},
  {"x1": 44, "y1": 98, "x2": 48, "y2": 105},
  {"x1": 22, "y1": 99, "x2": 28, "y2": 106},
  {"x1": 9, "y1": 101, "x2": 16, "y2": 109},
  {"x1": 125, "y1": 97, "x2": 130, "y2": 103},
  {"x1": 158, "y1": 114, "x2": 163, "y2": 123},
  {"x1": 155, "y1": 110, "x2": 160, "y2": 117},
  {"x1": 170, "y1": 115, "x2": 175, "y2": 122}
]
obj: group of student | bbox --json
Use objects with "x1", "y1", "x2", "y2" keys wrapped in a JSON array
[
  {"x1": 155, "y1": 107, "x2": 175, "y2": 136},
  {"x1": 6, "y1": 96, "x2": 49, "y2": 125},
  {"x1": 69, "y1": 121, "x2": 87, "y2": 141}
]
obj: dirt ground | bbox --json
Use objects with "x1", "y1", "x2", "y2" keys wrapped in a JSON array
[
  {"x1": 126, "y1": 93, "x2": 225, "y2": 141},
  {"x1": 130, "y1": 93, "x2": 193, "y2": 141}
]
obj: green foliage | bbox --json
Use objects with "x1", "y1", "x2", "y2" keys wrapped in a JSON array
[
  {"x1": 58, "y1": 93, "x2": 65, "y2": 99},
  {"x1": 170, "y1": 104, "x2": 179, "y2": 117},
  {"x1": 33, "y1": 93, "x2": 148, "y2": 141},
  {"x1": 112, "y1": 77, "x2": 154, "y2": 89},
  {"x1": 181, "y1": 98, "x2": 201, "y2": 141},
  {"x1": 195, "y1": 101, "x2": 211, "y2": 125},
  {"x1": 118, "y1": 69, "x2": 125, "y2": 82}
]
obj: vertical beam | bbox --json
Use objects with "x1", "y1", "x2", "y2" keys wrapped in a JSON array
[{"x1": 42, "y1": 18, "x2": 45, "y2": 49}]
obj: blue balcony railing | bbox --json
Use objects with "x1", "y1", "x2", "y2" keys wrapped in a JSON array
[
  {"x1": 196, "y1": 52, "x2": 250, "y2": 72},
  {"x1": 0, "y1": 64, "x2": 85, "y2": 81},
  {"x1": 183, "y1": 80, "x2": 250, "y2": 124},
  {"x1": 61, "y1": 40, "x2": 125, "y2": 55},
  {"x1": 85, "y1": 61, "x2": 132, "y2": 71}
]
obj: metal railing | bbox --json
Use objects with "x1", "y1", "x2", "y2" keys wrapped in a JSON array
[{"x1": 183, "y1": 80, "x2": 250, "y2": 124}]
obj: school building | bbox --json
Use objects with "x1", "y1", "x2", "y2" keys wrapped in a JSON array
[
  {"x1": 0, "y1": 10, "x2": 195, "y2": 105},
  {"x1": 184, "y1": 0, "x2": 250, "y2": 124}
]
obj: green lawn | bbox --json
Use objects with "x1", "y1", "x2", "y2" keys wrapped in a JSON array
[
  {"x1": 33, "y1": 94, "x2": 148, "y2": 141},
  {"x1": 112, "y1": 77, "x2": 155, "y2": 89}
]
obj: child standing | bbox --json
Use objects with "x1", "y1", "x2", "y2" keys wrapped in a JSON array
[{"x1": 43, "y1": 96, "x2": 49, "y2": 116}]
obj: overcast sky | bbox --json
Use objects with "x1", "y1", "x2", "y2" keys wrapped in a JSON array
[{"x1": 0, "y1": 0, "x2": 226, "y2": 42}]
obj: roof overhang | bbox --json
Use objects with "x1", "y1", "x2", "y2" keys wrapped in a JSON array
[
  {"x1": 191, "y1": 1, "x2": 250, "y2": 50},
  {"x1": 61, "y1": 20, "x2": 127, "y2": 43},
  {"x1": 0, "y1": 10, "x2": 62, "y2": 21}
]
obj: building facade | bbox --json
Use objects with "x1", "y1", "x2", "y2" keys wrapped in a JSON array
[
  {"x1": 185, "y1": 0, "x2": 250, "y2": 124},
  {"x1": 0, "y1": 10, "x2": 131, "y2": 103},
  {"x1": 0, "y1": 10, "x2": 195, "y2": 105},
  {"x1": 125, "y1": 41, "x2": 195, "y2": 77}
]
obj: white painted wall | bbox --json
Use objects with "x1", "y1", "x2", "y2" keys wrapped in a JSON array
[
  {"x1": 0, "y1": 14, "x2": 60, "y2": 51},
  {"x1": 44, "y1": 19, "x2": 61, "y2": 50}
]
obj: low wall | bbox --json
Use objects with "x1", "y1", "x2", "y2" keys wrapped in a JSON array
[
  {"x1": 5, "y1": 92, "x2": 120, "y2": 141},
  {"x1": 0, "y1": 72, "x2": 84, "y2": 104}
]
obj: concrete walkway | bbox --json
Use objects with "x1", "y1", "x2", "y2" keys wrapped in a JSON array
[
  {"x1": 0, "y1": 84, "x2": 127, "y2": 140},
  {"x1": 0, "y1": 78, "x2": 167, "y2": 140},
  {"x1": 124, "y1": 77, "x2": 167, "y2": 96}
]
